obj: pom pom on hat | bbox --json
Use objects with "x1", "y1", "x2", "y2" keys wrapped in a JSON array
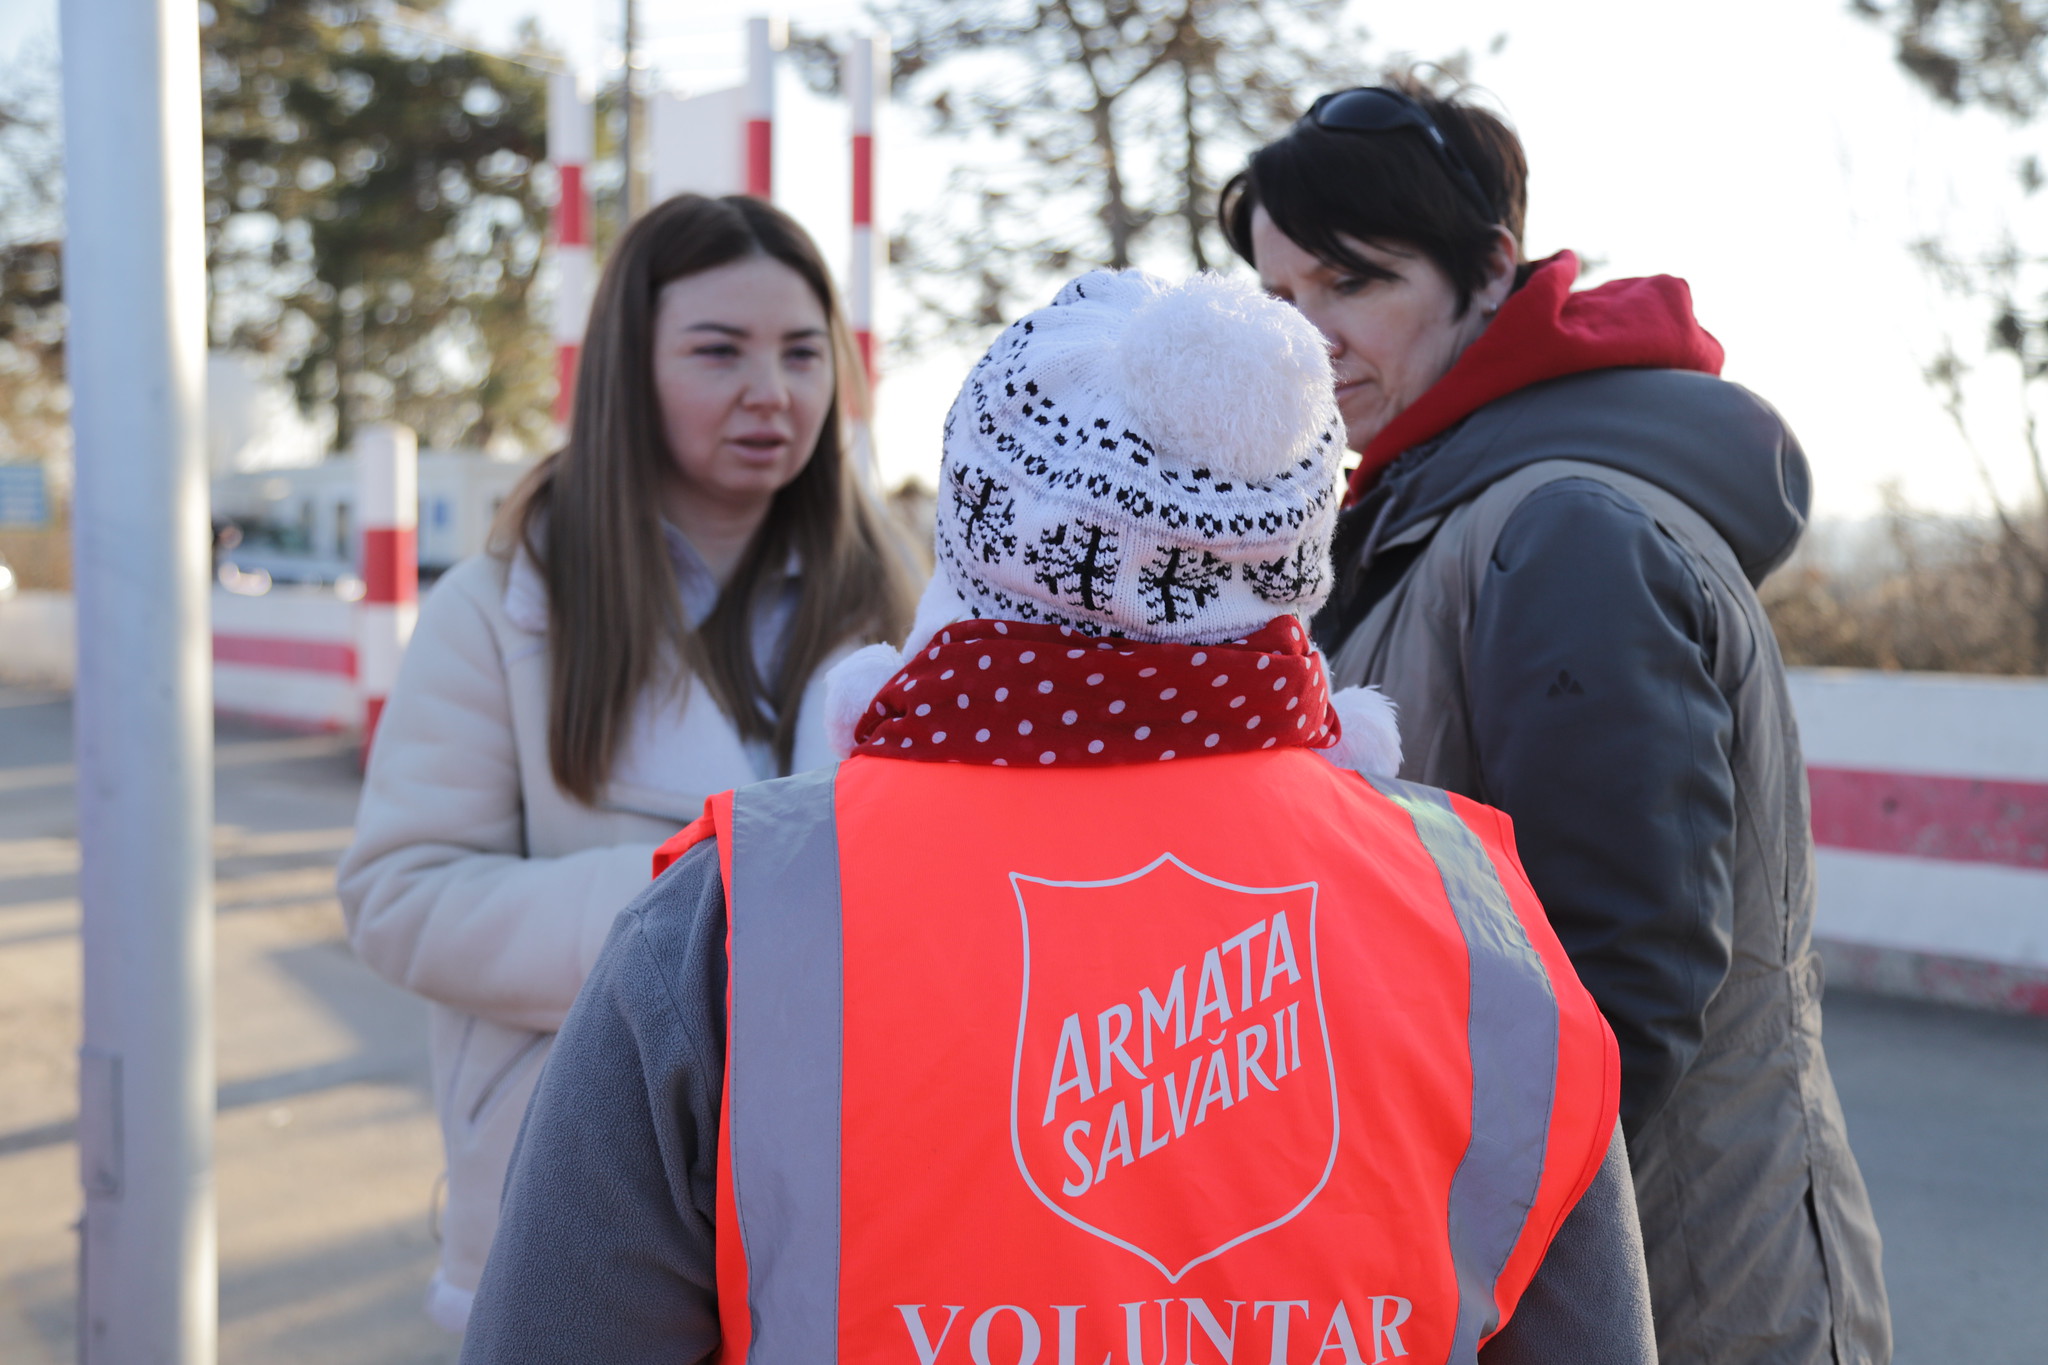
[
  {"x1": 824, "y1": 643, "x2": 905, "y2": 761},
  {"x1": 1112, "y1": 273, "x2": 1336, "y2": 484},
  {"x1": 1317, "y1": 683, "x2": 1402, "y2": 779},
  {"x1": 823, "y1": 573, "x2": 975, "y2": 759}
]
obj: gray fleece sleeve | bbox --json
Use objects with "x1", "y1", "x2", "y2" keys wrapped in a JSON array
[
  {"x1": 1479, "y1": 1123, "x2": 1656, "y2": 1364},
  {"x1": 459, "y1": 839, "x2": 728, "y2": 1365}
]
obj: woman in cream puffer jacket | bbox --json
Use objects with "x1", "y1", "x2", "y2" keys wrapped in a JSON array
[
  {"x1": 337, "y1": 547, "x2": 847, "y2": 1330},
  {"x1": 337, "y1": 193, "x2": 914, "y2": 1332}
]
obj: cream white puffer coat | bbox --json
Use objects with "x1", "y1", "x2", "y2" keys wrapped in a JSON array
[{"x1": 336, "y1": 550, "x2": 843, "y2": 1332}]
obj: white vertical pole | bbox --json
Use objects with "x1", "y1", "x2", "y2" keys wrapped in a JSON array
[
  {"x1": 354, "y1": 423, "x2": 418, "y2": 761},
  {"x1": 744, "y1": 15, "x2": 778, "y2": 198},
  {"x1": 60, "y1": 0, "x2": 217, "y2": 1358}
]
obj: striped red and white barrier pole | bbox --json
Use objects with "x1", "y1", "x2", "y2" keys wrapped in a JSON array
[
  {"x1": 355, "y1": 422, "x2": 418, "y2": 760},
  {"x1": 548, "y1": 67, "x2": 594, "y2": 427},
  {"x1": 846, "y1": 33, "x2": 883, "y2": 393},
  {"x1": 744, "y1": 15, "x2": 777, "y2": 198}
]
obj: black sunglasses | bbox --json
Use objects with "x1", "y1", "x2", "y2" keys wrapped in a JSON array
[{"x1": 1305, "y1": 87, "x2": 1497, "y2": 223}]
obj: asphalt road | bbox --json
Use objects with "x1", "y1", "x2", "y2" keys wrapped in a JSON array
[
  {"x1": 0, "y1": 681, "x2": 2042, "y2": 1363},
  {"x1": 1820, "y1": 990, "x2": 2048, "y2": 1362},
  {"x1": 0, "y1": 686, "x2": 452, "y2": 1365}
]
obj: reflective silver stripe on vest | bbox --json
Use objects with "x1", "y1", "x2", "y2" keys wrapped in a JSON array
[
  {"x1": 1369, "y1": 776, "x2": 1561, "y2": 1362},
  {"x1": 727, "y1": 766, "x2": 845, "y2": 1365}
]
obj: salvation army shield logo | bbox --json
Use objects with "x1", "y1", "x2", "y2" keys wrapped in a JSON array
[{"x1": 1008, "y1": 854, "x2": 1338, "y2": 1283}]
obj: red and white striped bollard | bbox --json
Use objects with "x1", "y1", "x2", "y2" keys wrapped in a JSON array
[
  {"x1": 847, "y1": 33, "x2": 884, "y2": 392},
  {"x1": 548, "y1": 66, "x2": 595, "y2": 428},
  {"x1": 745, "y1": 16, "x2": 777, "y2": 198},
  {"x1": 355, "y1": 422, "x2": 418, "y2": 762},
  {"x1": 845, "y1": 33, "x2": 885, "y2": 481}
]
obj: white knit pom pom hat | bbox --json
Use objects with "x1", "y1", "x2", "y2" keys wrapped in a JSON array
[{"x1": 934, "y1": 268, "x2": 1346, "y2": 643}]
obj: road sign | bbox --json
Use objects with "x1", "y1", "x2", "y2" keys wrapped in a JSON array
[{"x1": 0, "y1": 464, "x2": 47, "y2": 526}]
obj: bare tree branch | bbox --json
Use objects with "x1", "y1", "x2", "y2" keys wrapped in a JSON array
[
  {"x1": 798, "y1": 0, "x2": 1377, "y2": 349},
  {"x1": 1856, "y1": 0, "x2": 2048, "y2": 668}
]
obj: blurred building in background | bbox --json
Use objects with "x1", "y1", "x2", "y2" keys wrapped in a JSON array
[{"x1": 212, "y1": 450, "x2": 528, "y2": 586}]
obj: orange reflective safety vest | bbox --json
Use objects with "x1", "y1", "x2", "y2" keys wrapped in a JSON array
[{"x1": 653, "y1": 748, "x2": 1619, "y2": 1365}]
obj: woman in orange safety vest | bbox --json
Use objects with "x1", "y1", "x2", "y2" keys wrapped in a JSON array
[{"x1": 459, "y1": 268, "x2": 1655, "y2": 1365}]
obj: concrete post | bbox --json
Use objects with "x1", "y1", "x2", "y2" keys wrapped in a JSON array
[
  {"x1": 60, "y1": 0, "x2": 218, "y2": 1358},
  {"x1": 355, "y1": 423, "x2": 419, "y2": 760}
]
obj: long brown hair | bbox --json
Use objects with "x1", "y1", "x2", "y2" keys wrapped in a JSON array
[{"x1": 494, "y1": 194, "x2": 917, "y2": 802}]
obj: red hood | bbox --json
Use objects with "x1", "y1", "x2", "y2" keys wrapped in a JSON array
[{"x1": 1348, "y1": 251, "x2": 1725, "y2": 503}]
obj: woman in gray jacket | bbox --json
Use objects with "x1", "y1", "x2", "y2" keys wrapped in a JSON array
[
  {"x1": 336, "y1": 195, "x2": 915, "y2": 1331},
  {"x1": 1221, "y1": 79, "x2": 1890, "y2": 1363}
]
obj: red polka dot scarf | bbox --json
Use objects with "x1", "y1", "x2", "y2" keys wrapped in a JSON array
[{"x1": 853, "y1": 616, "x2": 1342, "y2": 767}]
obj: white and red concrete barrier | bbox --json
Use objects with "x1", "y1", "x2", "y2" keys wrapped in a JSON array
[
  {"x1": 211, "y1": 586, "x2": 357, "y2": 730},
  {"x1": 1791, "y1": 668, "x2": 2048, "y2": 1015},
  {"x1": 0, "y1": 562, "x2": 362, "y2": 727},
  {"x1": 16, "y1": 567, "x2": 2048, "y2": 1021}
]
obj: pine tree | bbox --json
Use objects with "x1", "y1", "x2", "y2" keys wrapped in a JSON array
[
  {"x1": 0, "y1": 46, "x2": 64, "y2": 464},
  {"x1": 201, "y1": 0, "x2": 554, "y2": 452},
  {"x1": 0, "y1": 13, "x2": 560, "y2": 461}
]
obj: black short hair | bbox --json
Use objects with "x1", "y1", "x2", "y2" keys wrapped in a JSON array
[{"x1": 1221, "y1": 73, "x2": 1529, "y2": 316}]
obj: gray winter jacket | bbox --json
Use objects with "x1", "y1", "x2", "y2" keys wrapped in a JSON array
[{"x1": 1320, "y1": 367, "x2": 1890, "y2": 1363}]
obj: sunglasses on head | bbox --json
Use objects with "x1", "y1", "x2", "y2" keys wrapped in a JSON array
[{"x1": 1305, "y1": 87, "x2": 1497, "y2": 223}]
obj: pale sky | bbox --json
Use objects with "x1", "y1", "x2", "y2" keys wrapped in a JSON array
[
  {"x1": 459, "y1": 0, "x2": 2048, "y2": 520},
  {"x1": 6, "y1": 0, "x2": 2044, "y2": 520}
]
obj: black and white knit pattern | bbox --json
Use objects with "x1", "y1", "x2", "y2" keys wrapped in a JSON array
[{"x1": 936, "y1": 270, "x2": 1346, "y2": 642}]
